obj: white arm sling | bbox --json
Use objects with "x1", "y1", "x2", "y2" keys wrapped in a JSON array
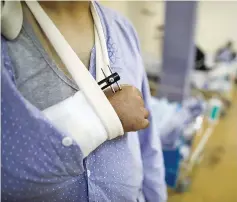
[{"x1": 1, "y1": 1, "x2": 124, "y2": 156}]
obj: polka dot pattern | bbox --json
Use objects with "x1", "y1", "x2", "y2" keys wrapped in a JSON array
[
  {"x1": 1, "y1": 3, "x2": 167, "y2": 202},
  {"x1": 2, "y1": 40, "x2": 145, "y2": 202},
  {"x1": 1, "y1": 66, "x2": 86, "y2": 201}
]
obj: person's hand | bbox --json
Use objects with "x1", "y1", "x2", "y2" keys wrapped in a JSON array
[{"x1": 104, "y1": 84, "x2": 149, "y2": 132}]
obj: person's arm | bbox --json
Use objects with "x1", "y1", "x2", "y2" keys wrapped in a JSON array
[{"x1": 139, "y1": 71, "x2": 167, "y2": 202}]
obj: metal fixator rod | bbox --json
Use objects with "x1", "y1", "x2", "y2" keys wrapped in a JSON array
[
  {"x1": 101, "y1": 68, "x2": 115, "y2": 93},
  {"x1": 97, "y1": 66, "x2": 121, "y2": 93},
  {"x1": 108, "y1": 65, "x2": 122, "y2": 91}
]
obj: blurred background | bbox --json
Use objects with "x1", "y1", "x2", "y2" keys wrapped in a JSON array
[
  {"x1": 101, "y1": 1, "x2": 237, "y2": 58},
  {"x1": 101, "y1": 1, "x2": 237, "y2": 202}
]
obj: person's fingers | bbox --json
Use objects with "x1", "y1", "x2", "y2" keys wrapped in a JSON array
[
  {"x1": 143, "y1": 108, "x2": 149, "y2": 119},
  {"x1": 141, "y1": 119, "x2": 150, "y2": 129}
]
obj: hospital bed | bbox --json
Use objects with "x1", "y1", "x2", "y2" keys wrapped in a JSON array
[{"x1": 191, "y1": 61, "x2": 237, "y2": 115}]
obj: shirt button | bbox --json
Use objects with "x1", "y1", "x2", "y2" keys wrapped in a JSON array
[
  {"x1": 87, "y1": 170, "x2": 91, "y2": 177},
  {"x1": 62, "y1": 137, "x2": 73, "y2": 147}
]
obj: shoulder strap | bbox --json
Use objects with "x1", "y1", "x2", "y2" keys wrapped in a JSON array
[{"x1": 25, "y1": 1, "x2": 124, "y2": 139}]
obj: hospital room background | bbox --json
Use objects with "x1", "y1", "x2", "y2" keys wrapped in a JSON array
[{"x1": 101, "y1": 1, "x2": 237, "y2": 202}]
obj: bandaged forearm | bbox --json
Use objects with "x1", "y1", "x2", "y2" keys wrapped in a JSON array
[{"x1": 43, "y1": 91, "x2": 120, "y2": 157}]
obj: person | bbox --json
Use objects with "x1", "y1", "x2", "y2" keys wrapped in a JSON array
[
  {"x1": 215, "y1": 41, "x2": 236, "y2": 62},
  {"x1": 1, "y1": 1, "x2": 167, "y2": 202},
  {"x1": 195, "y1": 45, "x2": 209, "y2": 71}
]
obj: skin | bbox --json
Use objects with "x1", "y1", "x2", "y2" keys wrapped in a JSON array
[{"x1": 25, "y1": 1, "x2": 149, "y2": 132}]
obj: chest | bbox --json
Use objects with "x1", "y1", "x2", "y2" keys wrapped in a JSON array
[
  {"x1": 22, "y1": 3, "x2": 94, "y2": 72},
  {"x1": 6, "y1": 11, "x2": 144, "y2": 111}
]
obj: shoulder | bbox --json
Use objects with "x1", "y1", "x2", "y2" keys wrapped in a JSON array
[
  {"x1": 95, "y1": 2, "x2": 144, "y2": 88},
  {"x1": 95, "y1": 2, "x2": 141, "y2": 53}
]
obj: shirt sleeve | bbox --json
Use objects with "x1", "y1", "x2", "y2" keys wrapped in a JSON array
[
  {"x1": 139, "y1": 71, "x2": 168, "y2": 202},
  {"x1": 120, "y1": 17, "x2": 167, "y2": 201},
  {"x1": 122, "y1": 18, "x2": 167, "y2": 202}
]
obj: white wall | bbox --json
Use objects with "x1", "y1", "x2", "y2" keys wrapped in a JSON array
[
  {"x1": 196, "y1": 1, "x2": 237, "y2": 53},
  {"x1": 100, "y1": 1, "x2": 129, "y2": 18},
  {"x1": 127, "y1": 1, "x2": 165, "y2": 59},
  {"x1": 100, "y1": 1, "x2": 237, "y2": 58},
  {"x1": 100, "y1": 1, "x2": 165, "y2": 58}
]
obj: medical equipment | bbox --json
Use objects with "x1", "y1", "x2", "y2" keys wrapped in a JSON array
[
  {"x1": 191, "y1": 61, "x2": 237, "y2": 117},
  {"x1": 151, "y1": 96, "x2": 210, "y2": 192},
  {"x1": 98, "y1": 66, "x2": 121, "y2": 92},
  {"x1": 208, "y1": 98, "x2": 222, "y2": 122}
]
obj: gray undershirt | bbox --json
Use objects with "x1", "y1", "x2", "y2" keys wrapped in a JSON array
[{"x1": 6, "y1": 16, "x2": 95, "y2": 110}]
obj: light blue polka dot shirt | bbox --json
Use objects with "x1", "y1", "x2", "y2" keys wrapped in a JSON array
[{"x1": 1, "y1": 2, "x2": 167, "y2": 202}]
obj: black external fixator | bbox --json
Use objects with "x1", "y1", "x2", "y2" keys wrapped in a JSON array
[{"x1": 98, "y1": 66, "x2": 122, "y2": 93}]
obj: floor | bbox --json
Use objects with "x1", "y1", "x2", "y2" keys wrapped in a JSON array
[{"x1": 168, "y1": 89, "x2": 237, "y2": 202}]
